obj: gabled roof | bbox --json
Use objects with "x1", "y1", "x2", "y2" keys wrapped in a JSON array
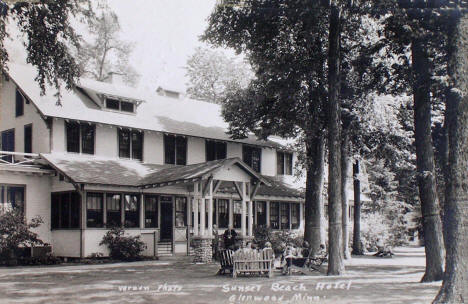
[
  {"x1": 140, "y1": 158, "x2": 270, "y2": 188},
  {"x1": 5, "y1": 63, "x2": 287, "y2": 149}
]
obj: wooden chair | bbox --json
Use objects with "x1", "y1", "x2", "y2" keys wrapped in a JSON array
[
  {"x1": 232, "y1": 249, "x2": 274, "y2": 278},
  {"x1": 217, "y1": 249, "x2": 234, "y2": 275}
]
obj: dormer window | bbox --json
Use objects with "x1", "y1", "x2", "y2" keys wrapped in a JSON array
[{"x1": 105, "y1": 98, "x2": 135, "y2": 113}]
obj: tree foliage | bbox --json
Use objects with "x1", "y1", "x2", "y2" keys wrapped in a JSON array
[
  {"x1": 0, "y1": 0, "x2": 93, "y2": 102},
  {"x1": 77, "y1": 9, "x2": 139, "y2": 86},
  {"x1": 185, "y1": 47, "x2": 253, "y2": 104}
]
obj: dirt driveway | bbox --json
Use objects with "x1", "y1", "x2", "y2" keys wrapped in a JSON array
[{"x1": 0, "y1": 247, "x2": 440, "y2": 304}]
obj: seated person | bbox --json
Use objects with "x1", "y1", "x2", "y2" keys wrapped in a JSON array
[
  {"x1": 281, "y1": 243, "x2": 298, "y2": 274},
  {"x1": 263, "y1": 241, "x2": 275, "y2": 259},
  {"x1": 223, "y1": 225, "x2": 237, "y2": 250}
]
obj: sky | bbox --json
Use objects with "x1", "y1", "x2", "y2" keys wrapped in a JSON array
[{"x1": 108, "y1": 0, "x2": 219, "y2": 92}]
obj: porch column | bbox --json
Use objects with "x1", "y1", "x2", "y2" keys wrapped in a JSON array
[
  {"x1": 193, "y1": 182, "x2": 199, "y2": 237},
  {"x1": 80, "y1": 190, "x2": 86, "y2": 259},
  {"x1": 248, "y1": 199, "x2": 253, "y2": 237},
  {"x1": 299, "y1": 202, "x2": 304, "y2": 230},
  {"x1": 139, "y1": 193, "x2": 145, "y2": 229},
  {"x1": 241, "y1": 182, "x2": 246, "y2": 237},
  {"x1": 207, "y1": 179, "x2": 213, "y2": 237},
  {"x1": 266, "y1": 201, "x2": 271, "y2": 228},
  {"x1": 200, "y1": 197, "x2": 206, "y2": 236},
  {"x1": 228, "y1": 198, "x2": 233, "y2": 228}
]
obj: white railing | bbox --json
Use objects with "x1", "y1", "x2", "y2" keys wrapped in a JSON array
[{"x1": 0, "y1": 151, "x2": 40, "y2": 166}]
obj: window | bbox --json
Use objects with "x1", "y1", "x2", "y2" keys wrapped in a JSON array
[
  {"x1": 144, "y1": 195, "x2": 158, "y2": 228},
  {"x1": 270, "y1": 202, "x2": 279, "y2": 229},
  {"x1": 124, "y1": 194, "x2": 139, "y2": 228},
  {"x1": 66, "y1": 121, "x2": 95, "y2": 154},
  {"x1": 87, "y1": 193, "x2": 103, "y2": 228},
  {"x1": 291, "y1": 203, "x2": 300, "y2": 229},
  {"x1": 233, "y1": 200, "x2": 242, "y2": 229},
  {"x1": 81, "y1": 124, "x2": 95, "y2": 154},
  {"x1": 164, "y1": 134, "x2": 187, "y2": 165},
  {"x1": 106, "y1": 194, "x2": 122, "y2": 228},
  {"x1": 0, "y1": 185, "x2": 25, "y2": 214},
  {"x1": 15, "y1": 90, "x2": 24, "y2": 117},
  {"x1": 175, "y1": 197, "x2": 187, "y2": 227},
  {"x1": 118, "y1": 129, "x2": 143, "y2": 160},
  {"x1": 51, "y1": 192, "x2": 80, "y2": 229},
  {"x1": 106, "y1": 98, "x2": 120, "y2": 110},
  {"x1": 105, "y1": 98, "x2": 136, "y2": 113},
  {"x1": 242, "y1": 145, "x2": 261, "y2": 172},
  {"x1": 1, "y1": 129, "x2": 15, "y2": 162},
  {"x1": 281, "y1": 203, "x2": 290, "y2": 229},
  {"x1": 277, "y1": 151, "x2": 293, "y2": 175},
  {"x1": 256, "y1": 201, "x2": 266, "y2": 227},
  {"x1": 24, "y1": 125, "x2": 32, "y2": 154},
  {"x1": 206, "y1": 140, "x2": 227, "y2": 161},
  {"x1": 121, "y1": 101, "x2": 134, "y2": 113},
  {"x1": 217, "y1": 199, "x2": 229, "y2": 228}
]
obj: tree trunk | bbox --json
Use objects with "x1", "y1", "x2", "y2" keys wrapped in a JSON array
[
  {"x1": 433, "y1": 12, "x2": 468, "y2": 304},
  {"x1": 411, "y1": 37, "x2": 445, "y2": 283},
  {"x1": 327, "y1": 2, "x2": 345, "y2": 275},
  {"x1": 304, "y1": 134, "x2": 325, "y2": 255},
  {"x1": 341, "y1": 130, "x2": 351, "y2": 259},
  {"x1": 352, "y1": 160, "x2": 364, "y2": 255}
]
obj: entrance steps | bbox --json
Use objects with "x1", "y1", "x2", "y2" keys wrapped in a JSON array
[{"x1": 157, "y1": 241, "x2": 173, "y2": 256}]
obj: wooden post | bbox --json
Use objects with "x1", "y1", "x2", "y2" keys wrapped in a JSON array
[
  {"x1": 140, "y1": 193, "x2": 145, "y2": 229},
  {"x1": 266, "y1": 201, "x2": 271, "y2": 228},
  {"x1": 248, "y1": 200, "x2": 253, "y2": 237},
  {"x1": 103, "y1": 193, "x2": 107, "y2": 227},
  {"x1": 154, "y1": 230, "x2": 159, "y2": 257},
  {"x1": 193, "y1": 182, "x2": 199, "y2": 237},
  {"x1": 200, "y1": 198, "x2": 206, "y2": 236},
  {"x1": 80, "y1": 189, "x2": 86, "y2": 259},
  {"x1": 229, "y1": 198, "x2": 233, "y2": 228},
  {"x1": 207, "y1": 179, "x2": 213, "y2": 236},
  {"x1": 241, "y1": 182, "x2": 246, "y2": 237}
]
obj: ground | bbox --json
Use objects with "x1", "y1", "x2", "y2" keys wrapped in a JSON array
[{"x1": 0, "y1": 246, "x2": 441, "y2": 304}]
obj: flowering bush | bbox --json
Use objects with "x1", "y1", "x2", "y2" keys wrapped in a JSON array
[
  {"x1": 253, "y1": 226, "x2": 303, "y2": 255},
  {"x1": 100, "y1": 227, "x2": 146, "y2": 261}
]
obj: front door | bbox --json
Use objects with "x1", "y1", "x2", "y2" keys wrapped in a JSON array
[{"x1": 160, "y1": 196, "x2": 173, "y2": 241}]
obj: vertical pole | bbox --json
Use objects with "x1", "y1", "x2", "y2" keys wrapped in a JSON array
[
  {"x1": 193, "y1": 182, "x2": 199, "y2": 237},
  {"x1": 229, "y1": 198, "x2": 233, "y2": 228},
  {"x1": 241, "y1": 182, "x2": 246, "y2": 237},
  {"x1": 140, "y1": 193, "x2": 145, "y2": 229},
  {"x1": 208, "y1": 179, "x2": 213, "y2": 236},
  {"x1": 299, "y1": 202, "x2": 304, "y2": 230},
  {"x1": 200, "y1": 198, "x2": 206, "y2": 236},
  {"x1": 80, "y1": 189, "x2": 86, "y2": 259},
  {"x1": 103, "y1": 193, "x2": 107, "y2": 227},
  {"x1": 266, "y1": 201, "x2": 270, "y2": 228},
  {"x1": 248, "y1": 200, "x2": 253, "y2": 237}
]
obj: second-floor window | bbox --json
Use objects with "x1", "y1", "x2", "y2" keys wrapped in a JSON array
[
  {"x1": 1, "y1": 129, "x2": 14, "y2": 162},
  {"x1": 105, "y1": 98, "x2": 135, "y2": 113},
  {"x1": 242, "y1": 145, "x2": 261, "y2": 172},
  {"x1": 24, "y1": 124, "x2": 32, "y2": 154},
  {"x1": 118, "y1": 129, "x2": 143, "y2": 161},
  {"x1": 66, "y1": 121, "x2": 95, "y2": 154},
  {"x1": 164, "y1": 134, "x2": 187, "y2": 165},
  {"x1": 277, "y1": 151, "x2": 293, "y2": 175},
  {"x1": 206, "y1": 140, "x2": 227, "y2": 161},
  {"x1": 15, "y1": 90, "x2": 24, "y2": 117}
]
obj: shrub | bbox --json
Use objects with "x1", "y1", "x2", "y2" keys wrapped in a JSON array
[
  {"x1": 360, "y1": 212, "x2": 392, "y2": 252},
  {"x1": 253, "y1": 226, "x2": 303, "y2": 255},
  {"x1": 0, "y1": 208, "x2": 44, "y2": 262},
  {"x1": 100, "y1": 227, "x2": 146, "y2": 261}
]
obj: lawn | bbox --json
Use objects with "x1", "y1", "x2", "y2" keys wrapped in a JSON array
[{"x1": 0, "y1": 246, "x2": 441, "y2": 304}]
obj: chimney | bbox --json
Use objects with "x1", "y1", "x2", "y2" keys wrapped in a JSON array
[{"x1": 107, "y1": 72, "x2": 126, "y2": 86}]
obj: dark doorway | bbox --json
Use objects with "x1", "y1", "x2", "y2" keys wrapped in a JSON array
[{"x1": 160, "y1": 196, "x2": 173, "y2": 241}]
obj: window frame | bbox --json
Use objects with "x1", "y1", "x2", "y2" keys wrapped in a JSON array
[
  {"x1": 123, "y1": 194, "x2": 140, "y2": 228},
  {"x1": 118, "y1": 128, "x2": 143, "y2": 161},
  {"x1": 105, "y1": 193, "x2": 122, "y2": 228},
  {"x1": 269, "y1": 202, "x2": 280, "y2": 230},
  {"x1": 24, "y1": 124, "x2": 32, "y2": 154},
  {"x1": 205, "y1": 140, "x2": 227, "y2": 161},
  {"x1": 242, "y1": 145, "x2": 262, "y2": 173},
  {"x1": 1, "y1": 129, "x2": 15, "y2": 162},
  {"x1": 51, "y1": 191, "x2": 80, "y2": 230},
  {"x1": 105, "y1": 98, "x2": 136, "y2": 114},
  {"x1": 164, "y1": 134, "x2": 187, "y2": 165},
  {"x1": 86, "y1": 192, "x2": 104, "y2": 228},
  {"x1": 0, "y1": 184, "x2": 25, "y2": 214},
  {"x1": 144, "y1": 195, "x2": 159, "y2": 228},
  {"x1": 277, "y1": 151, "x2": 293, "y2": 176},
  {"x1": 65, "y1": 121, "x2": 96, "y2": 155},
  {"x1": 15, "y1": 89, "x2": 24, "y2": 117},
  {"x1": 175, "y1": 196, "x2": 187, "y2": 227}
]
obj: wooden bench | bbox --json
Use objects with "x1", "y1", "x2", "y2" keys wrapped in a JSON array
[
  {"x1": 217, "y1": 249, "x2": 234, "y2": 275},
  {"x1": 232, "y1": 249, "x2": 274, "y2": 278}
]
